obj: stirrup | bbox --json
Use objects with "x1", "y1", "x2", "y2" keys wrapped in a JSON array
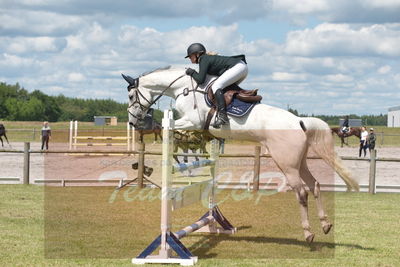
[{"x1": 213, "y1": 113, "x2": 229, "y2": 128}]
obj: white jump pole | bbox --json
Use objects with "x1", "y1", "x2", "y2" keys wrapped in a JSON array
[
  {"x1": 69, "y1": 121, "x2": 73, "y2": 150},
  {"x1": 73, "y1": 120, "x2": 78, "y2": 150},
  {"x1": 132, "y1": 125, "x2": 136, "y2": 151},
  {"x1": 127, "y1": 122, "x2": 130, "y2": 151},
  {"x1": 132, "y1": 110, "x2": 235, "y2": 265},
  {"x1": 160, "y1": 109, "x2": 174, "y2": 258}
]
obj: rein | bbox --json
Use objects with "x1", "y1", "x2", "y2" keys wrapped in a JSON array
[{"x1": 128, "y1": 74, "x2": 186, "y2": 120}]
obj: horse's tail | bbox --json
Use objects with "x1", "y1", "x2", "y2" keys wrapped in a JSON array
[{"x1": 302, "y1": 117, "x2": 359, "y2": 192}]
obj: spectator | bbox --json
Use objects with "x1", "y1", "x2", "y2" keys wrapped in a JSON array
[
  {"x1": 368, "y1": 128, "x2": 376, "y2": 152},
  {"x1": 41, "y1": 121, "x2": 51, "y2": 150},
  {"x1": 359, "y1": 126, "x2": 368, "y2": 157}
]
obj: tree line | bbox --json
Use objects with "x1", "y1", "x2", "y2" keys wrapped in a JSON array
[
  {"x1": 287, "y1": 108, "x2": 388, "y2": 126},
  {"x1": 0, "y1": 82, "x2": 388, "y2": 125},
  {"x1": 0, "y1": 82, "x2": 128, "y2": 122}
]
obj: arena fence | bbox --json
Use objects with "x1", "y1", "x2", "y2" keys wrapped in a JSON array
[{"x1": 1, "y1": 142, "x2": 400, "y2": 194}]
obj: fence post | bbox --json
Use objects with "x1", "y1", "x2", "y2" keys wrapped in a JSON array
[
  {"x1": 23, "y1": 142, "x2": 30, "y2": 185},
  {"x1": 137, "y1": 142, "x2": 145, "y2": 188},
  {"x1": 369, "y1": 149, "x2": 377, "y2": 194},
  {"x1": 253, "y1": 146, "x2": 261, "y2": 191}
]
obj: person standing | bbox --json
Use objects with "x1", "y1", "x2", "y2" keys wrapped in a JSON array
[
  {"x1": 368, "y1": 128, "x2": 376, "y2": 152},
  {"x1": 359, "y1": 126, "x2": 368, "y2": 157},
  {"x1": 41, "y1": 121, "x2": 51, "y2": 150}
]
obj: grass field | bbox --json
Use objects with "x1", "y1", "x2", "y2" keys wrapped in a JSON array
[{"x1": 0, "y1": 185, "x2": 399, "y2": 266}]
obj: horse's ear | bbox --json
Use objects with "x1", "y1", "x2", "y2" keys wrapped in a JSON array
[{"x1": 121, "y1": 73, "x2": 136, "y2": 86}]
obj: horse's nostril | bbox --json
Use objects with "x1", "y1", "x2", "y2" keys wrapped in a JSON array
[{"x1": 129, "y1": 122, "x2": 134, "y2": 127}]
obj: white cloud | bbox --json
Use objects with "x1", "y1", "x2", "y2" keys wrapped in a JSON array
[
  {"x1": 273, "y1": 0, "x2": 328, "y2": 15},
  {"x1": 325, "y1": 74, "x2": 354, "y2": 83},
  {"x1": 271, "y1": 72, "x2": 307, "y2": 82},
  {"x1": 285, "y1": 23, "x2": 400, "y2": 57},
  {"x1": 272, "y1": 0, "x2": 400, "y2": 24},
  {"x1": 378, "y1": 65, "x2": 391, "y2": 74},
  {"x1": 0, "y1": 8, "x2": 85, "y2": 36},
  {"x1": 0, "y1": 53, "x2": 34, "y2": 68},
  {"x1": 1, "y1": 1, "x2": 400, "y2": 115},
  {"x1": 68, "y1": 72, "x2": 85, "y2": 82}
]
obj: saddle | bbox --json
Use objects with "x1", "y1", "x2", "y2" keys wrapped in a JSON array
[
  {"x1": 203, "y1": 82, "x2": 262, "y2": 130},
  {"x1": 206, "y1": 82, "x2": 262, "y2": 107}
]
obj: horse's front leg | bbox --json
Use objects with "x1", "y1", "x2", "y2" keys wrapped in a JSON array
[
  {"x1": 174, "y1": 118, "x2": 196, "y2": 130},
  {"x1": 173, "y1": 144, "x2": 180, "y2": 164},
  {"x1": 191, "y1": 149, "x2": 199, "y2": 162}
]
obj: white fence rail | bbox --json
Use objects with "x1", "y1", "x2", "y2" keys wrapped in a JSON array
[{"x1": 1, "y1": 142, "x2": 400, "y2": 194}]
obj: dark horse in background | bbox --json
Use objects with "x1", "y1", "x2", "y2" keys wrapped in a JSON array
[
  {"x1": 137, "y1": 121, "x2": 163, "y2": 144},
  {"x1": 331, "y1": 127, "x2": 361, "y2": 147},
  {"x1": 136, "y1": 108, "x2": 162, "y2": 144},
  {"x1": 0, "y1": 124, "x2": 10, "y2": 147}
]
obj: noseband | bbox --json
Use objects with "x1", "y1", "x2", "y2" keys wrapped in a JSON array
[{"x1": 127, "y1": 74, "x2": 186, "y2": 121}]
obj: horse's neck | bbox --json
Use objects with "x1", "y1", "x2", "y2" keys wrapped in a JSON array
[
  {"x1": 143, "y1": 69, "x2": 190, "y2": 99},
  {"x1": 142, "y1": 69, "x2": 212, "y2": 129},
  {"x1": 144, "y1": 69, "x2": 217, "y2": 98}
]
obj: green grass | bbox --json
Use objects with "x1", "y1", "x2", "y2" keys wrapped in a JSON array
[{"x1": 1, "y1": 185, "x2": 399, "y2": 266}]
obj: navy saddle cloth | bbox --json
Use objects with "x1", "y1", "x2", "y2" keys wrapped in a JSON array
[{"x1": 204, "y1": 88, "x2": 259, "y2": 117}]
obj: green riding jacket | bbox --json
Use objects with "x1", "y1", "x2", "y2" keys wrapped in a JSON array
[{"x1": 191, "y1": 54, "x2": 246, "y2": 84}]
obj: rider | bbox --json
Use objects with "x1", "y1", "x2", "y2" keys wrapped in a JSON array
[
  {"x1": 184, "y1": 43, "x2": 248, "y2": 128},
  {"x1": 342, "y1": 115, "x2": 350, "y2": 133}
]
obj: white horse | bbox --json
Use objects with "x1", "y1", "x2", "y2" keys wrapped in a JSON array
[{"x1": 122, "y1": 66, "x2": 359, "y2": 243}]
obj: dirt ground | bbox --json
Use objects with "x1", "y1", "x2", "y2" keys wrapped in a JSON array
[{"x1": 1, "y1": 142, "x2": 399, "y2": 192}]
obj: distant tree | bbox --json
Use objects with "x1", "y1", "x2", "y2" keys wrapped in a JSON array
[
  {"x1": 31, "y1": 90, "x2": 62, "y2": 122},
  {"x1": 20, "y1": 97, "x2": 45, "y2": 121},
  {"x1": 4, "y1": 98, "x2": 24, "y2": 120},
  {"x1": 287, "y1": 107, "x2": 299, "y2": 116}
]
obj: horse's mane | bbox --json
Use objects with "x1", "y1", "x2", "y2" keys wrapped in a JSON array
[{"x1": 141, "y1": 65, "x2": 172, "y2": 77}]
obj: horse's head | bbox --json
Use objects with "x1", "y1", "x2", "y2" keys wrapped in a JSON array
[{"x1": 122, "y1": 73, "x2": 153, "y2": 128}]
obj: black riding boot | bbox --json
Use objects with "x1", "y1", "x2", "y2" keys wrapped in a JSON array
[{"x1": 213, "y1": 89, "x2": 229, "y2": 128}]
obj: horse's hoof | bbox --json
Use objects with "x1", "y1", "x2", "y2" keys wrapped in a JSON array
[
  {"x1": 306, "y1": 233, "x2": 315, "y2": 244},
  {"x1": 323, "y1": 223, "x2": 332, "y2": 234}
]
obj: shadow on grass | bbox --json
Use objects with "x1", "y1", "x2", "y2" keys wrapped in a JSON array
[{"x1": 188, "y1": 230, "x2": 375, "y2": 259}]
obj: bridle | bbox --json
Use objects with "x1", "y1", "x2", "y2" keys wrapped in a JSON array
[{"x1": 127, "y1": 74, "x2": 186, "y2": 121}]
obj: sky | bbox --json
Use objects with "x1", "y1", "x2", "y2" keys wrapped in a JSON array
[{"x1": 1, "y1": 0, "x2": 400, "y2": 115}]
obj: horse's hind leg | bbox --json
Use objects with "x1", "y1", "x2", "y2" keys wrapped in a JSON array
[
  {"x1": 153, "y1": 133, "x2": 157, "y2": 144},
  {"x1": 300, "y1": 155, "x2": 332, "y2": 234},
  {"x1": 0, "y1": 136, "x2": 3, "y2": 147},
  {"x1": 173, "y1": 144, "x2": 180, "y2": 164},
  {"x1": 264, "y1": 134, "x2": 314, "y2": 243},
  {"x1": 4, "y1": 133, "x2": 10, "y2": 146}
]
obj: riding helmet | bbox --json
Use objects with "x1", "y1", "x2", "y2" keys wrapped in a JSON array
[{"x1": 185, "y1": 43, "x2": 206, "y2": 58}]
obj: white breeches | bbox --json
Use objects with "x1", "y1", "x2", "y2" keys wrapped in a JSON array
[{"x1": 212, "y1": 61, "x2": 248, "y2": 91}]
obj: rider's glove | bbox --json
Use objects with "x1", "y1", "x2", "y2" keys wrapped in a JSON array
[{"x1": 186, "y1": 68, "x2": 195, "y2": 76}]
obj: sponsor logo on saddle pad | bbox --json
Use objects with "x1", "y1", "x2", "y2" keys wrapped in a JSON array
[{"x1": 204, "y1": 84, "x2": 258, "y2": 117}]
